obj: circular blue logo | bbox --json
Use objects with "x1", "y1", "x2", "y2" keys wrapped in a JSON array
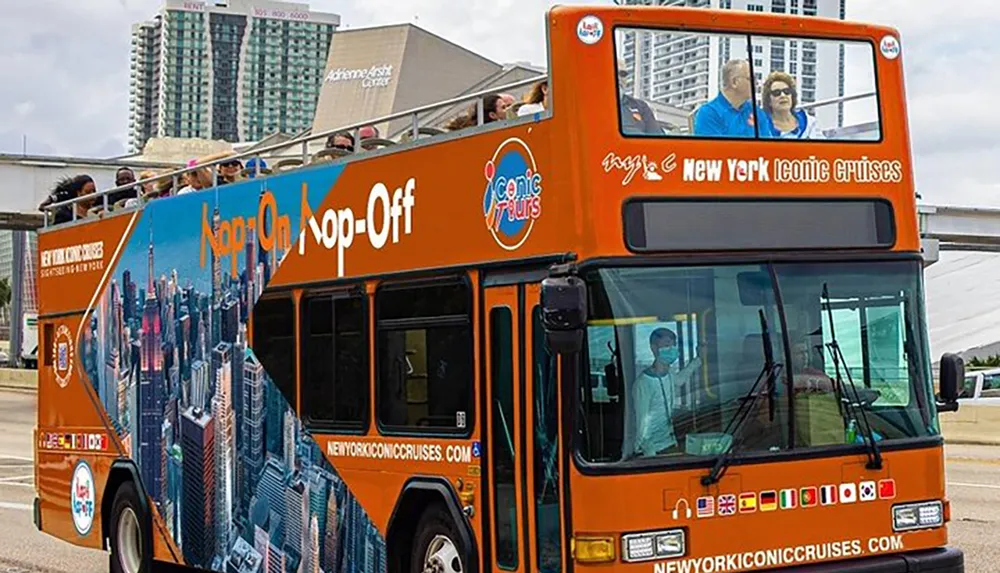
[{"x1": 482, "y1": 138, "x2": 543, "y2": 250}]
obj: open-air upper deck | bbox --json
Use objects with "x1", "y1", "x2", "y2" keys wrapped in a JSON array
[{"x1": 39, "y1": 5, "x2": 918, "y2": 287}]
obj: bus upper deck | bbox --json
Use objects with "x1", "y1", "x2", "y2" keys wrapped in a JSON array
[
  {"x1": 34, "y1": 5, "x2": 964, "y2": 573},
  {"x1": 40, "y1": 5, "x2": 917, "y2": 264}
]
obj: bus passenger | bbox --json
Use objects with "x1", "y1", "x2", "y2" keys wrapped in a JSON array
[
  {"x1": 632, "y1": 328, "x2": 701, "y2": 457},
  {"x1": 39, "y1": 174, "x2": 95, "y2": 224},
  {"x1": 789, "y1": 338, "x2": 835, "y2": 393},
  {"x1": 218, "y1": 156, "x2": 243, "y2": 184},
  {"x1": 692, "y1": 59, "x2": 768, "y2": 138},
  {"x1": 326, "y1": 131, "x2": 355, "y2": 152},
  {"x1": 760, "y1": 72, "x2": 825, "y2": 139},
  {"x1": 517, "y1": 80, "x2": 548, "y2": 116},
  {"x1": 108, "y1": 167, "x2": 139, "y2": 206},
  {"x1": 617, "y1": 59, "x2": 661, "y2": 135},
  {"x1": 176, "y1": 159, "x2": 213, "y2": 195},
  {"x1": 444, "y1": 94, "x2": 511, "y2": 131}
]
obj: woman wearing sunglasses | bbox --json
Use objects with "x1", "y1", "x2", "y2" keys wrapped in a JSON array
[{"x1": 760, "y1": 71, "x2": 825, "y2": 139}]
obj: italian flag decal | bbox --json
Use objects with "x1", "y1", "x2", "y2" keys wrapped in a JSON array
[{"x1": 780, "y1": 488, "x2": 797, "y2": 509}]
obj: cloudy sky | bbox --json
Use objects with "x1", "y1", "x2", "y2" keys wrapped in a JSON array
[{"x1": 0, "y1": 1, "x2": 995, "y2": 208}]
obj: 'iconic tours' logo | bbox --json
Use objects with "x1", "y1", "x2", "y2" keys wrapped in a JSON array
[
  {"x1": 70, "y1": 460, "x2": 95, "y2": 536},
  {"x1": 482, "y1": 138, "x2": 543, "y2": 251},
  {"x1": 52, "y1": 324, "x2": 74, "y2": 388}
]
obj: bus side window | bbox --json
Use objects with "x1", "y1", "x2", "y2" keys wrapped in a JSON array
[
  {"x1": 252, "y1": 293, "x2": 298, "y2": 410},
  {"x1": 375, "y1": 278, "x2": 473, "y2": 434},
  {"x1": 300, "y1": 289, "x2": 368, "y2": 431}
]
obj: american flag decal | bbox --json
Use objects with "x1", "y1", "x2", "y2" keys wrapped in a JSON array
[{"x1": 697, "y1": 496, "x2": 714, "y2": 518}]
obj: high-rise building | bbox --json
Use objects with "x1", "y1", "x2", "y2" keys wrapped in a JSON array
[
  {"x1": 127, "y1": 0, "x2": 341, "y2": 153},
  {"x1": 181, "y1": 406, "x2": 216, "y2": 568},
  {"x1": 619, "y1": 0, "x2": 847, "y2": 128}
]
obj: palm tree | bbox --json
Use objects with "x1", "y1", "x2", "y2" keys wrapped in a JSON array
[{"x1": 967, "y1": 354, "x2": 1000, "y2": 369}]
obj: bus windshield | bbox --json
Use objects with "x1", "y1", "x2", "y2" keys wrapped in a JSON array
[{"x1": 577, "y1": 259, "x2": 936, "y2": 467}]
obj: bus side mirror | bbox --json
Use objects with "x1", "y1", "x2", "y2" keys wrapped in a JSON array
[
  {"x1": 540, "y1": 275, "x2": 587, "y2": 354},
  {"x1": 937, "y1": 353, "x2": 963, "y2": 412}
]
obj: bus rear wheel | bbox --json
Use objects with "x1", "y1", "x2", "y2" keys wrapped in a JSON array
[
  {"x1": 411, "y1": 504, "x2": 465, "y2": 573},
  {"x1": 108, "y1": 480, "x2": 150, "y2": 573}
]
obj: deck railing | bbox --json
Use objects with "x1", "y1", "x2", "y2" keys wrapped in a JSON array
[{"x1": 41, "y1": 74, "x2": 548, "y2": 228}]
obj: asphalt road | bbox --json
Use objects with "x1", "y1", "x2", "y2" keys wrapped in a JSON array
[
  {"x1": 0, "y1": 390, "x2": 106, "y2": 573},
  {"x1": 0, "y1": 389, "x2": 996, "y2": 572}
]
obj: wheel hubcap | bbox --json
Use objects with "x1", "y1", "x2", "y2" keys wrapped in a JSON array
[
  {"x1": 423, "y1": 534, "x2": 462, "y2": 573},
  {"x1": 116, "y1": 507, "x2": 142, "y2": 573}
]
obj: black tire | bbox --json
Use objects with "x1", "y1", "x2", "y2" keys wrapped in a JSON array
[
  {"x1": 410, "y1": 503, "x2": 466, "y2": 573},
  {"x1": 108, "y1": 480, "x2": 152, "y2": 573}
]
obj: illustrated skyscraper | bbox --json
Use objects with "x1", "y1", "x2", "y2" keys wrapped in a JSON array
[
  {"x1": 127, "y1": 0, "x2": 341, "y2": 153},
  {"x1": 181, "y1": 406, "x2": 217, "y2": 567},
  {"x1": 212, "y1": 342, "x2": 236, "y2": 559},
  {"x1": 243, "y1": 354, "x2": 266, "y2": 509},
  {"x1": 140, "y1": 220, "x2": 166, "y2": 505}
]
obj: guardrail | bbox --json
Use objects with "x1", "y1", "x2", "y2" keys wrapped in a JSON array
[{"x1": 41, "y1": 73, "x2": 549, "y2": 228}]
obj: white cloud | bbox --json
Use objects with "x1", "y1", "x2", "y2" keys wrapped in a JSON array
[
  {"x1": 846, "y1": 0, "x2": 1000, "y2": 208},
  {"x1": 13, "y1": 102, "x2": 35, "y2": 118}
]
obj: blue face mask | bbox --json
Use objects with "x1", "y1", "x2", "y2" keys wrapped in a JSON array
[{"x1": 658, "y1": 346, "x2": 679, "y2": 364}]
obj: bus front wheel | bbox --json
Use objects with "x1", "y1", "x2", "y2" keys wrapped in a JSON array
[
  {"x1": 411, "y1": 504, "x2": 465, "y2": 573},
  {"x1": 108, "y1": 480, "x2": 151, "y2": 573}
]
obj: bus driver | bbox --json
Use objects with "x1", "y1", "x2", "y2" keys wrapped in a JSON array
[{"x1": 632, "y1": 328, "x2": 701, "y2": 457}]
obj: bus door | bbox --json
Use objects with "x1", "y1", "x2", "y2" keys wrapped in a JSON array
[{"x1": 484, "y1": 282, "x2": 566, "y2": 573}]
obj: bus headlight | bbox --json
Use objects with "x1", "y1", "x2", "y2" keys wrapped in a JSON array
[
  {"x1": 622, "y1": 529, "x2": 685, "y2": 563},
  {"x1": 892, "y1": 500, "x2": 943, "y2": 532}
]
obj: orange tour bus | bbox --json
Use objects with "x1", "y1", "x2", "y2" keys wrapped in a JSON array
[{"x1": 32, "y1": 4, "x2": 965, "y2": 573}]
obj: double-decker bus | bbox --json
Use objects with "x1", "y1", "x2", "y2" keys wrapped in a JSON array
[{"x1": 33, "y1": 4, "x2": 965, "y2": 573}]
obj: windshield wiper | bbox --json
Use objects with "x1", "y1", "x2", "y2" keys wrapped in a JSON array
[
  {"x1": 821, "y1": 283, "x2": 883, "y2": 470},
  {"x1": 702, "y1": 309, "x2": 783, "y2": 486}
]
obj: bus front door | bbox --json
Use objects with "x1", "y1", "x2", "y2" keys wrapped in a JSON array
[{"x1": 484, "y1": 283, "x2": 566, "y2": 573}]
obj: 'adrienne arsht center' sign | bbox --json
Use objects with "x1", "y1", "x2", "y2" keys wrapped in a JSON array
[{"x1": 324, "y1": 65, "x2": 394, "y2": 89}]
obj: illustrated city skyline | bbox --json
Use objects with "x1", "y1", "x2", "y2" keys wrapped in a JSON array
[{"x1": 80, "y1": 182, "x2": 385, "y2": 573}]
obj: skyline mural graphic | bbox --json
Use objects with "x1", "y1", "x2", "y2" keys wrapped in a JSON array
[{"x1": 78, "y1": 167, "x2": 388, "y2": 573}]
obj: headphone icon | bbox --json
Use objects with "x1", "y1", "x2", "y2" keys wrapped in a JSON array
[{"x1": 672, "y1": 498, "x2": 691, "y2": 520}]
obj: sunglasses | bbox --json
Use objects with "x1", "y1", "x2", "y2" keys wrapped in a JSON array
[{"x1": 770, "y1": 87, "x2": 795, "y2": 97}]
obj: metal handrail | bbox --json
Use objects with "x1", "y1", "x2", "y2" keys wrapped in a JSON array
[
  {"x1": 42, "y1": 73, "x2": 549, "y2": 226},
  {"x1": 799, "y1": 90, "x2": 876, "y2": 111},
  {"x1": 40, "y1": 80, "x2": 876, "y2": 227}
]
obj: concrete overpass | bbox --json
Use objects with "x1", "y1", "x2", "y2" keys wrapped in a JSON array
[{"x1": 919, "y1": 204, "x2": 1000, "y2": 265}]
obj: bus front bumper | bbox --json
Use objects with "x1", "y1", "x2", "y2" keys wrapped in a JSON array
[{"x1": 781, "y1": 547, "x2": 963, "y2": 573}]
